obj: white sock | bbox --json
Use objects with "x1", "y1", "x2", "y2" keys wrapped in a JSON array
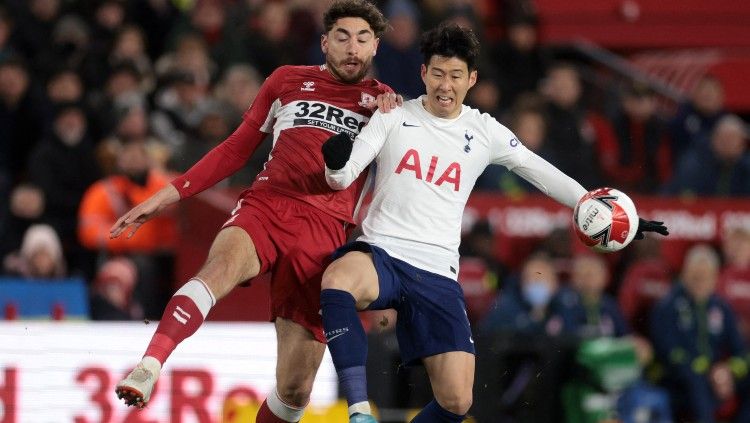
[
  {"x1": 174, "y1": 278, "x2": 216, "y2": 318},
  {"x1": 349, "y1": 401, "x2": 372, "y2": 416},
  {"x1": 140, "y1": 356, "x2": 162, "y2": 376},
  {"x1": 267, "y1": 386, "x2": 305, "y2": 422}
]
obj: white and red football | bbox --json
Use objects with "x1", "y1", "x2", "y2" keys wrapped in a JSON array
[{"x1": 573, "y1": 188, "x2": 639, "y2": 253}]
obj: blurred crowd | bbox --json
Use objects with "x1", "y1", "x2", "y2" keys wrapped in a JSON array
[{"x1": 0, "y1": 0, "x2": 749, "y2": 421}]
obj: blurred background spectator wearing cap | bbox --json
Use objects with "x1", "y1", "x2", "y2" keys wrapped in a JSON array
[
  {"x1": 89, "y1": 256, "x2": 143, "y2": 321},
  {"x1": 3, "y1": 223, "x2": 66, "y2": 279}
]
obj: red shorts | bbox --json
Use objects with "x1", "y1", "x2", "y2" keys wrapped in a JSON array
[{"x1": 222, "y1": 189, "x2": 347, "y2": 343}]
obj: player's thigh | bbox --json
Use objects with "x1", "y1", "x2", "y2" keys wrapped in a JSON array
[
  {"x1": 274, "y1": 317, "x2": 326, "y2": 405},
  {"x1": 195, "y1": 226, "x2": 261, "y2": 299},
  {"x1": 423, "y1": 351, "x2": 475, "y2": 414},
  {"x1": 321, "y1": 251, "x2": 379, "y2": 309}
]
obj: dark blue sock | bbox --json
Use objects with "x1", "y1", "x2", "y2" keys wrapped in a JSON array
[
  {"x1": 321, "y1": 289, "x2": 368, "y2": 407},
  {"x1": 411, "y1": 399, "x2": 465, "y2": 423}
]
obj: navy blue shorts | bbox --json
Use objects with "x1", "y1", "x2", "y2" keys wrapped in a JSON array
[{"x1": 334, "y1": 241, "x2": 475, "y2": 366}]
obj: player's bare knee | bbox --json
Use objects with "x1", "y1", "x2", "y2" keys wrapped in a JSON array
[
  {"x1": 437, "y1": 392, "x2": 473, "y2": 416},
  {"x1": 321, "y1": 263, "x2": 355, "y2": 292},
  {"x1": 276, "y1": 379, "x2": 314, "y2": 408}
]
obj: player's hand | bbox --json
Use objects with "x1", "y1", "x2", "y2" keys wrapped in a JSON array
[
  {"x1": 368, "y1": 92, "x2": 403, "y2": 113},
  {"x1": 635, "y1": 218, "x2": 669, "y2": 240},
  {"x1": 322, "y1": 132, "x2": 353, "y2": 170},
  {"x1": 109, "y1": 184, "x2": 180, "y2": 239}
]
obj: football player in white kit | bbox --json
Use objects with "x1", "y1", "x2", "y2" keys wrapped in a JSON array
[{"x1": 318, "y1": 23, "x2": 667, "y2": 423}]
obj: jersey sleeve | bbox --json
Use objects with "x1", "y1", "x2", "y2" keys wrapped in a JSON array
[
  {"x1": 325, "y1": 108, "x2": 399, "y2": 190},
  {"x1": 484, "y1": 114, "x2": 586, "y2": 208},
  {"x1": 485, "y1": 115, "x2": 531, "y2": 169},
  {"x1": 242, "y1": 66, "x2": 286, "y2": 131},
  {"x1": 171, "y1": 121, "x2": 265, "y2": 199}
]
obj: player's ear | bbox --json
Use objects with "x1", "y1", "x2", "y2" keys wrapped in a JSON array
[
  {"x1": 420, "y1": 64, "x2": 427, "y2": 82},
  {"x1": 468, "y1": 70, "x2": 478, "y2": 89},
  {"x1": 321, "y1": 34, "x2": 328, "y2": 54}
]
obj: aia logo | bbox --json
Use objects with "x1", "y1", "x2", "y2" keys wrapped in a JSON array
[
  {"x1": 464, "y1": 131, "x2": 473, "y2": 153},
  {"x1": 301, "y1": 81, "x2": 315, "y2": 92},
  {"x1": 394, "y1": 148, "x2": 462, "y2": 191},
  {"x1": 358, "y1": 92, "x2": 375, "y2": 107}
]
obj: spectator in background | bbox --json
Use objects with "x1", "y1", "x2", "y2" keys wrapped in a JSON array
[
  {"x1": 165, "y1": 0, "x2": 246, "y2": 72},
  {"x1": 78, "y1": 137, "x2": 176, "y2": 317},
  {"x1": 541, "y1": 62, "x2": 615, "y2": 189},
  {"x1": 0, "y1": 57, "x2": 50, "y2": 184},
  {"x1": 78, "y1": 138, "x2": 177, "y2": 256},
  {"x1": 27, "y1": 102, "x2": 101, "y2": 272},
  {"x1": 90, "y1": 256, "x2": 143, "y2": 320},
  {"x1": 480, "y1": 253, "x2": 561, "y2": 336},
  {"x1": 0, "y1": 7, "x2": 16, "y2": 62},
  {"x1": 491, "y1": 14, "x2": 547, "y2": 110},
  {"x1": 128, "y1": 0, "x2": 179, "y2": 61},
  {"x1": 602, "y1": 82, "x2": 672, "y2": 194},
  {"x1": 475, "y1": 95, "x2": 554, "y2": 193},
  {"x1": 85, "y1": 0, "x2": 127, "y2": 88},
  {"x1": 8, "y1": 0, "x2": 61, "y2": 63},
  {"x1": 718, "y1": 227, "x2": 750, "y2": 342},
  {"x1": 213, "y1": 63, "x2": 262, "y2": 125},
  {"x1": 109, "y1": 25, "x2": 156, "y2": 93},
  {"x1": 0, "y1": 184, "x2": 45, "y2": 261},
  {"x1": 151, "y1": 67, "x2": 213, "y2": 152},
  {"x1": 89, "y1": 61, "x2": 146, "y2": 143},
  {"x1": 458, "y1": 220, "x2": 503, "y2": 324},
  {"x1": 35, "y1": 14, "x2": 98, "y2": 87},
  {"x1": 243, "y1": 1, "x2": 297, "y2": 76},
  {"x1": 665, "y1": 114, "x2": 750, "y2": 196},
  {"x1": 553, "y1": 254, "x2": 629, "y2": 338},
  {"x1": 618, "y1": 237, "x2": 673, "y2": 336},
  {"x1": 3, "y1": 224, "x2": 66, "y2": 279},
  {"x1": 373, "y1": 0, "x2": 423, "y2": 99},
  {"x1": 669, "y1": 74, "x2": 727, "y2": 161},
  {"x1": 650, "y1": 244, "x2": 750, "y2": 423}
]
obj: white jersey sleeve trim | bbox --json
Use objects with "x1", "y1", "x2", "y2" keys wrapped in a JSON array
[{"x1": 512, "y1": 152, "x2": 588, "y2": 209}]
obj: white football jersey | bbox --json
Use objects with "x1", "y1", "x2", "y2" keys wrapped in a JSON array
[{"x1": 328, "y1": 97, "x2": 531, "y2": 279}]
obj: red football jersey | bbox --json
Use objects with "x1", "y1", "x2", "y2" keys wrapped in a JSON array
[
  {"x1": 247, "y1": 65, "x2": 391, "y2": 222},
  {"x1": 173, "y1": 64, "x2": 392, "y2": 223}
]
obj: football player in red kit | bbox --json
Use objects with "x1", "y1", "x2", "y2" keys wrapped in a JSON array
[{"x1": 111, "y1": 2, "x2": 394, "y2": 421}]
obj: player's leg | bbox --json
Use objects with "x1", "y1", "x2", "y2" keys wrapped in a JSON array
[
  {"x1": 320, "y1": 250, "x2": 381, "y2": 420},
  {"x1": 115, "y1": 226, "x2": 262, "y2": 408},
  {"x1": 256, "y1": 318, "x2": 327, "y2": 423},
  {"x1": 411, "y1": 351, "x2": 474, "y2": 422}
]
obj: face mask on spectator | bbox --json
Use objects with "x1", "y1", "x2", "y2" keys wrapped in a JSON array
[{"x1": 522, "y1": 281, "x2": 553, "y2": 308}]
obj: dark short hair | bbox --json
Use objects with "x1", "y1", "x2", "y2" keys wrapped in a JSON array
[
  {"x1": 323, "y1": 0, "x2": 388, "y2": 38},
  {"x1": 420, "y1": 22, "x2": 480, "y2": 71}
]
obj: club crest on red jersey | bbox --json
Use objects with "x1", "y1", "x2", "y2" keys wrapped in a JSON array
[{"x1": 358, "y1": 92, "x2": 375, "y2": 107}]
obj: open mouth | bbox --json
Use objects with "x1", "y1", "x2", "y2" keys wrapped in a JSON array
[
  {"x1": 342, "y1": 60, "x2": 361, "y2": 72},
  {"x1": 436, "y1": 95, "x2": 453, "y2": 107}
]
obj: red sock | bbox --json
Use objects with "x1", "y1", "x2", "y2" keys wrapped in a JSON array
[
  {"x1": 256, "y1": 399, "x2": 295, "y2": 423},
  {"x1": 144, "y1": 295, "x2": 204, "y2": 364}
]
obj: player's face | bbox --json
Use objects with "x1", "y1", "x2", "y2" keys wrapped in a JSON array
[
  {"x1": 322, "y1": 17, "x2": 379, "y2": 84},
  {"x1": 421, "y1": 55, "x2": 477, "y2": 119}
]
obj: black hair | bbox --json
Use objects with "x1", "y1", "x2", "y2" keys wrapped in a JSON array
[
  {"x1": 324, "y1": 0, "x2": 388, "y2": 38},
  {"x1": 420, "y1": 23, "x2": 480, "y2": 71}
]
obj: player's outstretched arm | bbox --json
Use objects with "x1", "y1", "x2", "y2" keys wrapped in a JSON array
[{"x1": 109, "y1": 184, "x2": 180, "y2": 239}]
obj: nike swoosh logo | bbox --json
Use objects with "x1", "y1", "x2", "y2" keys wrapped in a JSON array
[
  {"x1": 326, "y1": 332, "x2": 347, "y2": 342},
  {"x1": 402, "y1": 122, "x2": 420, "y2": 127}
]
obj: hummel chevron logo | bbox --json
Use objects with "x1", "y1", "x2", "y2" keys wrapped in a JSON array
[
  {"x1": 173, "y1": 306, "x2": 191, "y2": 324},
  {"x1": 402, "y1": 122, "x2": 420, "y2": 127}
]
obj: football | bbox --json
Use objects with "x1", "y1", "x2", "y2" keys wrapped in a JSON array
[{"x1": 573, "y1": 188, "x2": 639, "y2": 253}]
